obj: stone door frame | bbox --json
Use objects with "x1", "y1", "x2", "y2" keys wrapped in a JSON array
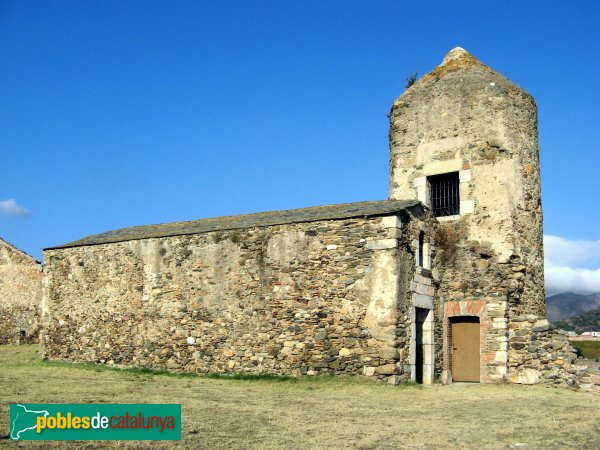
[
  {"x1": 442, "y1": 300, "x2": 487, "y2": 383},
  {"x1": 410, "y1": 305, "x2": 434, "y2": 384}
]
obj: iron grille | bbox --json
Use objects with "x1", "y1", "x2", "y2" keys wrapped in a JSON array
[{"x1": 428, "y1": 172, "x2": 460, "y2": 217}]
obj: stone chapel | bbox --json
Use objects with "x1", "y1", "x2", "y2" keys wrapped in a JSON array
[{"x1": 41, "y1": 48, "x2": 584, "y2": 387}]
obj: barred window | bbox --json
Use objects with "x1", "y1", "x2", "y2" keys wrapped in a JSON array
[{"x1": 428, "y1": 172, "x2": 460, "y2": 217}]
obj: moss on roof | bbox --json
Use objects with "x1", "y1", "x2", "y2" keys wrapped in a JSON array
[{"x1": 46, "y1": 199, "x2": 422, "y2": 250}]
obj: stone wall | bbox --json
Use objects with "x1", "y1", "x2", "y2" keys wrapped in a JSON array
[
  {"x1": 431, "y1": 220, "x2": 533, "y2": 382},
  {"x1": 508, "y1": 316, "x2": 600, "y2": 392},
  {"x1": 0, "y1": 238, "x2": 43, "y2": 344},
  {"x1": 42, "y1": 209, "x2": 434, "y2": 381},
  {"x1": 390, "y1": 213, "x2": 438, "y2": 384}
]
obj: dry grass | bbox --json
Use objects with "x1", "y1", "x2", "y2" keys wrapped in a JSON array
[
  {"x1": 570, "y1": 340, "x2": 600, "y2": 360},
  {"x1": 1, "y1": 345, "x2": 599, "y2": 449}
]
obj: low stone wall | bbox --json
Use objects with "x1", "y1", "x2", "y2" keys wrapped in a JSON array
[
  {"x1": 42, "y1": 212, "x2": 431, "y2": 381},
  {"x1": 508, "y1": 315, "x2": 600, "y2": 392},
  {"x1": 0, "y1": 239, "x2": 42, "y2": 344}
]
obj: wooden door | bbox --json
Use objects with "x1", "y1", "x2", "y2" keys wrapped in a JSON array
[{"x1": 451, "y1": 319, "x2": 480, "y2": 382}]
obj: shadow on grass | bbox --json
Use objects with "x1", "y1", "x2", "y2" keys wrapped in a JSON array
[
  {"x1": 39, "y1": 359, "x2": 198, "y2": 378},
  {"x1": 3, "y1": 346, "x2": 422, "y2": 387},
  {"x1": 38, "y1": 361, "x2": 362, "y2": 383},
  {"x1": 205, "y1": 372, "x2": 299, "y2": 382},
  {"x1": 36, "y1": 359, "x2": 423, "y2": 387}
]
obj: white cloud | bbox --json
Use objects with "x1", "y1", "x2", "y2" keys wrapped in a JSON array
[
  {"x1": 544, "y1": 235, "x2": 600, "y2": 268},
  {"x1": 0, "y1": 198, "x2": 30, "y2": 217},
  {"x1": 544, "y1": 235, "x2": 600, "y2": 295},
  {"x1": 545, "y1": 265, "x2": 600, "y2": 296}
]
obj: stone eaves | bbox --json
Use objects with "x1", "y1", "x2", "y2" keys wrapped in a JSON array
[{"x1": 46, "y1": 199, "x2": 423, "y2": 250}]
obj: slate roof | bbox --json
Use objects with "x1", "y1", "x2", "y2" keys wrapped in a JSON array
[{"x1": 46, "y1": 199, "x2": 422, "y2": 250}]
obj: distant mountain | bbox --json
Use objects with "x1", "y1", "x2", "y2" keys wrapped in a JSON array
[
  {"x1": 553, "y1": 306, "x2": 600, "y2": 334},
  {"x1": 545, "y1": 292, "x2": 600, "y2": 322}
]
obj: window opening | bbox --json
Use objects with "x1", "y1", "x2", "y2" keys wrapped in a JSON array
[
  {"x1": 428, "y1": 172, "x2": 460, "y2": 217},
  {"x1": 418, "y1": 231, "x2": 425, "y2": 267}
]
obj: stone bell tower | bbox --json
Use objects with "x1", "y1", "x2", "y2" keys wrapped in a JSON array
[{"x1": 388, "y1": 48, "x2": 544, "y2": 382}]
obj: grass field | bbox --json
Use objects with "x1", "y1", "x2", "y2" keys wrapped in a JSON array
[
  {"x1": 1, "y1": 345, "x2": 599, "y2": 449},
  {"x1": 570, "y1": 340, "x2": 600, "y2": 360}
]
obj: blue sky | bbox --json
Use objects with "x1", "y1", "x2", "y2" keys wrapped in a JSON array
[{"x1": 1, "y1": 1, "x2": 599, "y2": 294}]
